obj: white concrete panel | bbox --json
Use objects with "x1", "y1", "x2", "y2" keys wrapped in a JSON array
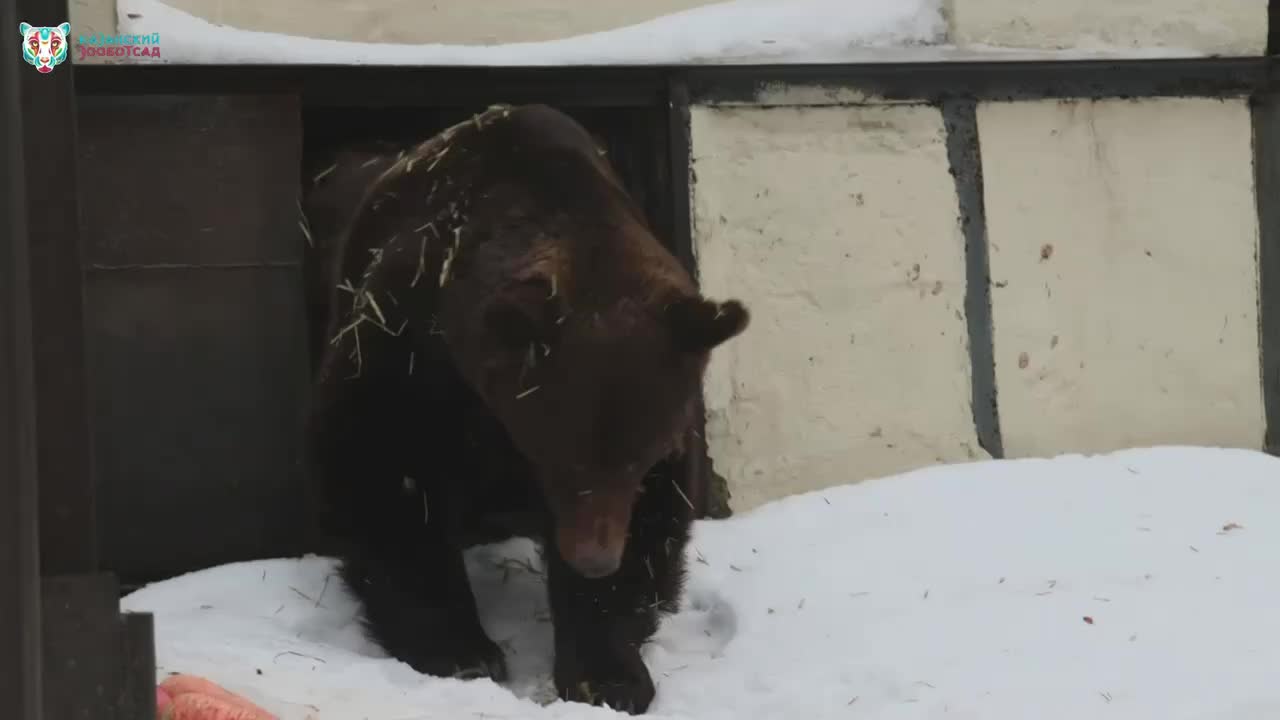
[
  {"x1": 980, "y1": 97, "x2": 1264, "y2": 458},
  {"x1": 690, "y1": 103, "x2": 984, "y2": 512},
  {"x1": 951, "y1": 0, "x2": 1267, "y2": 56}
]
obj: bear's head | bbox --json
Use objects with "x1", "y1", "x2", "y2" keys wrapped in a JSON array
[
  {"x1": 473, "y1": 270, "x2": 747, "y2": 578},
  {"x1": 436, "y1": 104, "x2": 749, "y2": 579}
]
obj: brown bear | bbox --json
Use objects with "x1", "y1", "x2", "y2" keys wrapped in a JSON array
[{"x1": 305, "y1": 103, "x2": 748, "y2": 714}]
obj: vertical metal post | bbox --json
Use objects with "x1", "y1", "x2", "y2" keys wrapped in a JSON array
[
  {"x1": 17, "y1": 0, "x2": 99, "y2": 576},
  {"x1": 1254, "y1": 85, "x2": 1280, "y2": 453},
  {"x1": 1268, "y1": 0, "x2": 1278, "y2": 55},
  {"x1": 0, "y1": 0, "x2": 45, "y2": 718}
]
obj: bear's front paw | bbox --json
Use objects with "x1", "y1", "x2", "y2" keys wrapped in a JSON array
[
  {"x1": 555, "y1": 644, "x2": 655, "y2": 715},
  {"x1": 403, "y1": 634, "x2": 509, "y2": 683}
]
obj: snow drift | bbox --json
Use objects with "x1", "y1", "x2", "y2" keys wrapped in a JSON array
[{"x1": 122, "y1": 446, "x2": 1280, "y2": 719}]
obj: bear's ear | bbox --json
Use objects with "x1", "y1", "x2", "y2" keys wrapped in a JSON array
[
  {"x1": 665, "y1": 296, "x2": 749, "y2": 353},
  {"x1": 483, "y1": 276, "x2": 559, "y2": 350}
]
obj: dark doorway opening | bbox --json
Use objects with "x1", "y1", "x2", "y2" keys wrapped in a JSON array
[{"x1": 72, "y1": 83, "x2": 700, "y2": 591}]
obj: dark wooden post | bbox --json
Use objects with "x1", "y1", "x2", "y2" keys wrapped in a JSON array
[
  {"x1": 18, "y1": 0, "x2": 99, "y2": 577},
  {"x1": 12, "y1": 2, "x2": 159, "y2": 718},
  {"x1": 0, "y1": 0, "x2": 45, "y2": 718}
]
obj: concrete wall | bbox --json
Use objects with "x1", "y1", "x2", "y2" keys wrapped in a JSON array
[
  {"x1": 979, "y1": 98, "x2": 1264, "y2": 459},
  {"x1": 950, "y1": 0, "x2": 1267, "y2": 56},
  {"x1": 689, "y1": 103, "x2": 984, "y2": 511},
  {"x1": 686, "y1": 91, "x2": 1267, "y2": 512}
]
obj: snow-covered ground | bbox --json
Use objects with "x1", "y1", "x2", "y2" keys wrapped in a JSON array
[
  {"x1": 110, "y1": 0, "x2": 1207, "y2": 66},
  {"x1": 122, "y1": 446, "x2": 1280, "y2": 719}
]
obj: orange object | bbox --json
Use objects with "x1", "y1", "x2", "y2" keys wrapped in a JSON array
[
  {"x1": 158, "y1": 674, "x2": 276, "y2": 720},
  {"x1": 157, "y1": 687, "x2": 173, "y2": 716},
  {"x1": 161, "y1": 692, "x2": 271, "y2": 720}
]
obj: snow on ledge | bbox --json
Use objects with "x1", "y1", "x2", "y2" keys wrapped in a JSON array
[
  {"x1": 111, "y1": 0, "x2": 1211, "y2": 67},
  {"x1": 114, "y1": 0, "x2": 943, "y2": 66}
]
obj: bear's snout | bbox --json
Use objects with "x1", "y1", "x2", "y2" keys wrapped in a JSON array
[
  {"x1": 554, "y1": 488, "x2": 634, "y2": 579},
  {"x1": 561, "y1": 528, "x2": 623, "y2": 579}
]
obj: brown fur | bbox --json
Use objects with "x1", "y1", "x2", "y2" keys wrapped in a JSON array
[{"x1": 306, "y1": 104, "x2": 748, "y2": 714}]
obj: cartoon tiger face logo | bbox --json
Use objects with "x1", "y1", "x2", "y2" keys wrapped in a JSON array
[{"x1": 19, "y1": 22, "x2": 71, "y2": 74}]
